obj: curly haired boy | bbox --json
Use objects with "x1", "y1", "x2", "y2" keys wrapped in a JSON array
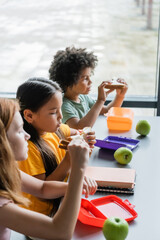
[{"x1": 49, "y1": 46, "x2": 128, "y2": 129}]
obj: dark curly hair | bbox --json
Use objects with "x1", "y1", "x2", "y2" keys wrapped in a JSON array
[{"x1": 49, "y1": 46, "x2": 98, "y2": 92}]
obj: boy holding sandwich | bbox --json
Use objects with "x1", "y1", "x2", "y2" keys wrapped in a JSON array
[{"x1": 49, "y1": 46, "x2": 128, "y2": 129}]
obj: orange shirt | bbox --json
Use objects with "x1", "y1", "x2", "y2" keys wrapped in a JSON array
[{"x1": 18, "y1": 124, "x2": 71, "y2": 215}]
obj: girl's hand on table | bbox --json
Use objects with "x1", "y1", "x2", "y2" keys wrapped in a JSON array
[{"x1": 82, "y1": 176, "x2": 97, "y2": 198}]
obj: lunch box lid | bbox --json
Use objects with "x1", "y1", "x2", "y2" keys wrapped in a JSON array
[
  {"x1": 94, "y1": 136, "x2": 140, "y2": 151},
  {"x1": 78, "y1": 195, "x2": 138, "y2": 228},
  {"x1": 107, "y1": 107, "x2": 134, "y2": 122}
]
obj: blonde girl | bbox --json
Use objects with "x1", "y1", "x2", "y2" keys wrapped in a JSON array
[{"x1": 0, "y1": 98, "x2": 90, "y2": 240}]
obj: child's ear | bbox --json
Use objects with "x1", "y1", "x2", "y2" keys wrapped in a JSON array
[{"x1": 23, "y1": 109, "x2": 34, "y2": 124}]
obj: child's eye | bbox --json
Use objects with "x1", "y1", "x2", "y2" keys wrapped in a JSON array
[
  {"x1": 83, "y1": 75, "x2": 91, "y2": 81},
  {"x1": 18, "y1": 129, "x2": 25, "y2": 134},
  {"x1": 81, "y1": 76, "x2": 87, "y2": 81},
  {"x1": 50, "y1": 112, "x2": 57, "y2": 115}
]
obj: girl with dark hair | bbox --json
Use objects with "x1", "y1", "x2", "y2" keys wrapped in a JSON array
[
  {"x1": 16, "y1": 78, "x2": 97, "y2": 223},
  {"x1": 0, "y1": 98, "x2": 90, "y2": 240}
]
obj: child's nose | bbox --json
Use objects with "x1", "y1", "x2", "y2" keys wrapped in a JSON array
[
  {"x1": 58, "y1": 110, "x2": 63, "y2": 120},
  {"x1": 25, "y1": 131, "x2": 30, "y2": 140},
  {"x1": 88, "y1": 78, "x2": 92, "y2": 84}
]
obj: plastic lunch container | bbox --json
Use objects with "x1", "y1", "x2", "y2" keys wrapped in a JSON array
[
  {"x1": 78, "y1": 195, "x2": 138, "y2": 228},
  {"x1": 94, "y1": 136, "x2": 140, "y2": 151},
  {"x1": 106, "y1": 107, "x2": 134, "y2": 131}
]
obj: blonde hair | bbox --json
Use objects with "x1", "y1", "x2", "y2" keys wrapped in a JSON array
[{"x1": 0, "y1": 98, "x2": 28, "y2": 205}]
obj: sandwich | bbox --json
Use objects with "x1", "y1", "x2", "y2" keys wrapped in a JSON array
[
  {"x1": 105, "y1": 78, "x2": 125, "y2": 90},
  {"x1": 58, "y1": 127, "x2": 92, "y2": 150}
]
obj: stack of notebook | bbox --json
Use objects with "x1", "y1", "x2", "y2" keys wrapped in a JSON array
[{"x1": 85, "y1": 166, "x2": 136, "y2": 194}]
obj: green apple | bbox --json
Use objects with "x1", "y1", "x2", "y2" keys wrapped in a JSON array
[
  {"x1": 136, "y1": 120, "x2": 151, "y2": 136},
  {"x1": 103, "y1": 217, "x2": 129, "y2": 240},
  {"x1": 114, "y1": 147, "x2": 132, "y2": 165}
]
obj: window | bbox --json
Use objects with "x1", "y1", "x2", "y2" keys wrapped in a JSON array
[{"x1": 0, "y1": 0, "x2": 159, "y2": 114}]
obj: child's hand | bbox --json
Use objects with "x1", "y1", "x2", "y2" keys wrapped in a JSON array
[
  {"x1": 97, "y1": 81, "x2": 114, "y2": 102},
  {"x1": 115, "y1": 78, "x2": 128, "y2": 97},
  {"x1": 82, "y1": 176, "x2": 97, "y2": 198},
  {"x1": 83, "y1": 131, "x2": 96, "y2": 149},
  {"x1": 68, "y1": 138, "x2": 90, "y2": 170}
]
